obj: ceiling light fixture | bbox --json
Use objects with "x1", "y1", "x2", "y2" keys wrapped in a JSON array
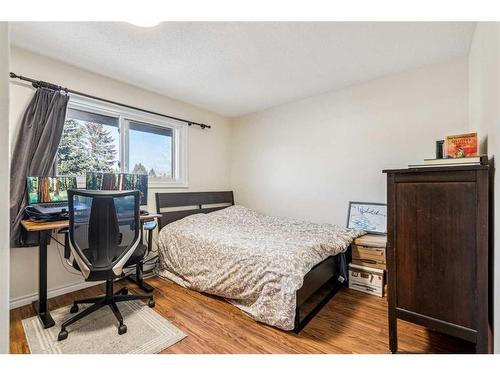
[{"x1": 128, "y1": 21, "x2": 161, "y2": 28}]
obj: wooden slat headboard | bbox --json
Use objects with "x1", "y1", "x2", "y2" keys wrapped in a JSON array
[{"x1": 155, "y1": 191, "x2": 234, "y2": 229}]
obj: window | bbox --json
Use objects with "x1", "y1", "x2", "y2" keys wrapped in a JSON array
[
  {"x1": 127, "y1": 120, "x2": 173, "y2": 179},
  {"x1": 57, "y1": 108, "x2": 120, "y2": 175},
  {"x1": 56, "y1": 97, "x2": 187, "y2": 187}
]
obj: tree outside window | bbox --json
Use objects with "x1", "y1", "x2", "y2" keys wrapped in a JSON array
[{"x1": 57, "y1": 119, "x2": 119, "y2": 175}]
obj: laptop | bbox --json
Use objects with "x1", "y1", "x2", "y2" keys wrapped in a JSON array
[{"x1": 26, "y1": 176, "x2": 77, "y2": 215}]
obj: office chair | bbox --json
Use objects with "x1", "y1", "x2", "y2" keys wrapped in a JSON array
[{"x1": 58, "y1": 189, "x2": 155, "y2": 341}]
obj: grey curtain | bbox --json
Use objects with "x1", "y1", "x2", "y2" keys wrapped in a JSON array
[{"x1": 10, "y1": 88, "x2": 69, "y2": 246}]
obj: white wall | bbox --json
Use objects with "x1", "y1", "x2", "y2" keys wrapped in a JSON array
[
  {"x1": 9, "y1": 47, "x2": 232, "y2": 306},
  {"x1": 231, "y1": 58, "x2": 469, "y2": 225},
  {"x1": 469, "y1": 22, "x2": 500, "y2": 353},
  {"x1": 0, "y1": 22, "x2": 10, "y2": 353}
]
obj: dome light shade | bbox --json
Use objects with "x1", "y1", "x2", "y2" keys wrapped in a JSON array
[{"x1": 128, "y1": 21, "x2": 161, "y2": 28}]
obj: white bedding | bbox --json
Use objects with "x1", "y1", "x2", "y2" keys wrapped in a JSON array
[{"x1": 156, "y1": 205, "x2": 363, "y2": 330}]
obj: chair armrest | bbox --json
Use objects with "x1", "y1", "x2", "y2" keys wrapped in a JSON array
[{"x1": 143, "y1": 221, "x2": 157, "y2": 231}]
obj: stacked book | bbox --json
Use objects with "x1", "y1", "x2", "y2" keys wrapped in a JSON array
[{"x1": 408, "y1": 155, "x2": 487, "y2": 169}]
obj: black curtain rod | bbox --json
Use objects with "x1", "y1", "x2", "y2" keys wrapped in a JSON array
[{"x1": 9, "y1": 72, "x2": 211, "y2": 129}]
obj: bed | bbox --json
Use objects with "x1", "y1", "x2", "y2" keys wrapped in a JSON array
[{"x1": 155, "y1": 191, "x2": 363, "y2": 332}]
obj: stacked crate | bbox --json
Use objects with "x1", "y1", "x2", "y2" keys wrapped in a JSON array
[{"x1": 348, "y1": 234, "x2": 387, "y2": 297}]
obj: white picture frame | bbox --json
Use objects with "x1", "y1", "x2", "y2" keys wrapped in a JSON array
[{"x1": 347, "y1": 201, "x2": 387, "y2": 234}]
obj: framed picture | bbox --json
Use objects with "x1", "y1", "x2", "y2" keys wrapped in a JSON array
[{"x1": 347, "y1": 201, "x2": 387, "y2": 234}]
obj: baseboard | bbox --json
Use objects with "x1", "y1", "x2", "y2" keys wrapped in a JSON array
[
  {"x1": 10, "y1": 267, "x2": 156, "y2": 310},
  {"x1": 9, "y1": 280, "x2": 103, "y2": 310}
]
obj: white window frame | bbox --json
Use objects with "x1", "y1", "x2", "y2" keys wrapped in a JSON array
[{"x1": 65, "y1": 95, "x2": 188, "y2": 189}]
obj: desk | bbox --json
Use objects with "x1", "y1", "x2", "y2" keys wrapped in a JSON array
[{"x1": 21, "y1": 213, "x2": 162, "y2": 329}]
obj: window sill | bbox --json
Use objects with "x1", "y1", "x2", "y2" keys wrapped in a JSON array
[
  {"x1": 75, "y1": 176, "x2": 188, "y2": 190},
  {"x1": 148, "y1": 181, "x2": 189, "y2": 189}
]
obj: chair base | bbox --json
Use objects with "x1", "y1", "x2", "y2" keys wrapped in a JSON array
[{"x1": 58, "y1": 279, "x2": 154, "y2": 341}]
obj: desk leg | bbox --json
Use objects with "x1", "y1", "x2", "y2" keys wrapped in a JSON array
[
  {"x1": 126, "y1": 263, "x2": 154, "y2": 293},
  {"x1": 32, "y1": 230, "x2": 55, "y2": 329},
  {"x1": 126, "y1": 227, "x2": 154, "y2": 293}
]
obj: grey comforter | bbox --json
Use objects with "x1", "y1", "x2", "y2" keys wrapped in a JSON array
[{"x1": 156, "y1": 205, "x2": 363, "y2": 330}]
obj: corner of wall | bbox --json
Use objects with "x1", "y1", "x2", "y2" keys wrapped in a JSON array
[
  {"x1": 467, "y1": 21, "x2": 500, "y2": 354},
  {"x1": 0, "y1": 21, "x2": 11, "y2": 354}
]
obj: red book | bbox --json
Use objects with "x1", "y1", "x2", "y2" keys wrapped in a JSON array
[{"x1": 444, "y1": 132, "x2": 478, "y2": 158}]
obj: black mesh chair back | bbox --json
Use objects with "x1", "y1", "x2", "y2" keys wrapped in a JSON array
[
  {"x1": 68, "y1": 189, "x2": 140, "y2": 281},
  {"x1": 57, "y1": 189, "x2": 154, "y2": 342}
]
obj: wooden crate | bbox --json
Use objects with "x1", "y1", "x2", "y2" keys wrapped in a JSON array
[
  {"x1": 354, "y1": 234, "x2": 387, "y2": 248},
  {"x1": 352, "y1": 244, "x2": 386, "y2": 270},
  {"x1": 352, "y1": 234, "x2": 387, "y2": 270}
]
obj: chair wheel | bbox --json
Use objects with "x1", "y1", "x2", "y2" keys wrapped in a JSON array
[
  {"x1": 70, "y1": 304, "x2": 79, "y2": 314},
  {"x1": 121, "y1": 288, "x2": 128, "y2": 295},
  {"x1": 118, "y1": 324, "x2": 127, "y2": 335},
  {"x1": 58, "y1": 329, "x2": 68, "y2": 341},
  {"x1": 148, "y1": 298, "x2": 155, "y2": 308}
]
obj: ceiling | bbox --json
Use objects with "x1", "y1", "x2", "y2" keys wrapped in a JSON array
[{"x1": 10, "y1": 22, "x2": 476, "y2": 117}]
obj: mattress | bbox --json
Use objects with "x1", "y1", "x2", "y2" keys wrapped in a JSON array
[{"x1": 156, "y1": 205, "x2": 364, "y2": 330}]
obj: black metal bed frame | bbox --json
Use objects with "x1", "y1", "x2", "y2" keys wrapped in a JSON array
[{"x1": 155, "y1": 191, "x2": 348, "y2": 333}]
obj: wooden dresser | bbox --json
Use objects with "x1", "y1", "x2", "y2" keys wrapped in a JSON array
[{"x1": 383, "y1": 165, "x2": 491, "y2": 353}]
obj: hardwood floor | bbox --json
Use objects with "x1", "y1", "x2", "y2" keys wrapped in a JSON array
[{"x1": 10, "y1": 276, "x2": 474, "y2": 354}]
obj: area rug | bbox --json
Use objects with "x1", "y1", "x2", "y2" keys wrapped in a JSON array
[{"x1": 22, "y1": 300, "x2": 186, "y2": 354}]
